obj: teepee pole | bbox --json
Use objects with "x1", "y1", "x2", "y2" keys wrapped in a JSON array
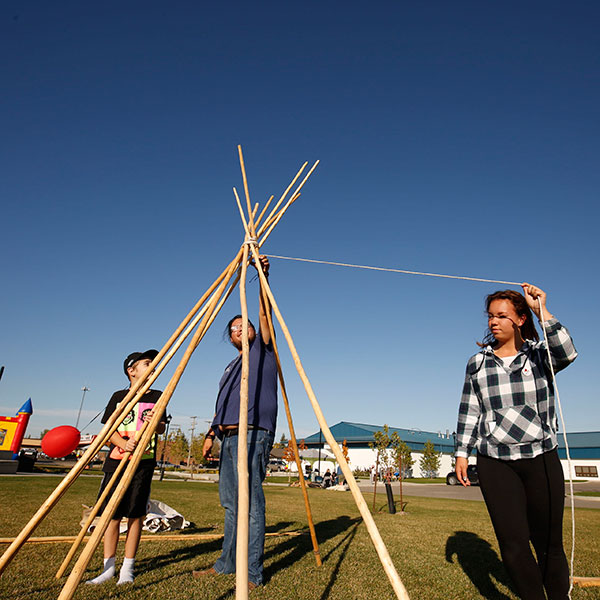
[
  {"x1": 256, "y1": 165, "x2": 307, "y2": 237},
  {"x1": 246, "y1": 242, "x2": 410, "y2": 600},
  {"x1": 55, "y1": 443, "x2": 132, "y2": 578},
  {"x1": 234, "y1": 146, "x2": 258, "y2": 599},
  {"x1": 259, "y1": 161, "x2": 319, "y2": 247},
  {"x1": 235, "y1": 240, "x2": 251, "y2": 600},
  {"x1": 58, "y1": 252, "x2": 243, "y2": 599},
  {"x1": 57, "y1": 390, "x2": 173, "y2": 599},
  {"x1": 261, "y1": 285, "x2": 322, "y2": 566},
  {"x1": 255, "y1": 195, "x2": 273, "y2": 229}
]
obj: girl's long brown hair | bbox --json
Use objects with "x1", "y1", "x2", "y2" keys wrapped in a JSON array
[{"x1": 479, "y1": 289, "x2": 539, "y2": 347}]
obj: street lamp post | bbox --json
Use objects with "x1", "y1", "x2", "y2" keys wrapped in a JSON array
[
  {"x1": 75, "y1": 386, "x2": 90, "y2": 430},
  {"x1": 186, "y1": 416, "x2": 197, "y2": 477},
  {"x1": 159, "y1": 415, "x2": 173, "y2": 482}
]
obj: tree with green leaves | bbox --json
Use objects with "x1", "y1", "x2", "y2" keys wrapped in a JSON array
[
  {"x1": 419, "y1": 440, "x2": 441, "y2": 478},
  {"x1": 167, "y1": 428, "x2": 189, "y2": 466},
  {"x1": 369, "y1": 424, "x2": 392, "y2": 480},
  {"x1": 189, "y1": 433, "x2": 204, "y2": 466},
  {"x1": 389, "y1": 431, "x2": 414, "y2": 478},
  {"x1": 272, "y1": 432, "x2": 289, "y2": 449}
]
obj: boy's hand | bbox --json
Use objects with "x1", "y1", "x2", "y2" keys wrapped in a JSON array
[{"x1": 124, "y1": 437, "x2": 138, "y2": 453}]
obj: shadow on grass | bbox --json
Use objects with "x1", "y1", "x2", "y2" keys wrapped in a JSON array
[
  {"x1": 207, "y1": 517, "x2": 362, "y2": 600},
  {"x1": 445, "y1": 530, "x2": 516, "y2": 600},
  {"x1": 264, "y1": 515, "x2": 360, "y2": 582},
  {"x1": 319, "y1": 520, "x2": 359, "y2": 600},
  {"x1": 124, "y1": 520, "x2": 314, "y2": 595},
  {"x1": 108, "y1": 517, "x2": 359, "y2": 598}
]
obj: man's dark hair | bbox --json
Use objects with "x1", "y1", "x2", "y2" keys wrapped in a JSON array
[{"x1": 223, "y1": 315, "x2": 256, "y2": 341}]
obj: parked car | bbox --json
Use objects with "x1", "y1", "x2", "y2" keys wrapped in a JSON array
[
  {"x1": 156, "y1": 461, "x2": 176, "y2": 469},
  {"x1": 267, "y1": 458, "x2": 286, "y2": 472},
  {"x1": 446, "y1": 464, "x2": 479, "y2": 486}
]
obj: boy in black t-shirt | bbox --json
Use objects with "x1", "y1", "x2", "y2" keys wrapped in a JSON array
[{"x1": 86, "y1": 349, "x2": 165, "y2": 586}]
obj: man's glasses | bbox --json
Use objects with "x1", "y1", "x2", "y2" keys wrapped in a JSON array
[{"x1": 230, "y1": 324, "x2": 254, "y2": 332}]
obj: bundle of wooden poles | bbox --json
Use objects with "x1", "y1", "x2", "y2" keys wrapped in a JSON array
[{"x1": 0, "y1": 147, "x2": 410, "y2": 600}]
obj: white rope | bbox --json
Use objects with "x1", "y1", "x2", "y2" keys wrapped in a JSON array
[
  {"x1": 243, "y1": 237, "x2": 258, "y2": 246},
  {"x1": 265, "y1": 254, "x2": 522, "y2": 286},
  {"x1": 538, "y1": 299, "x2": 575, "y2": 598}
]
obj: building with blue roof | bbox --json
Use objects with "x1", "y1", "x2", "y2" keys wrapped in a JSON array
[{"x1": 301, "y1": 422, "x2": 600, "y2": 480}]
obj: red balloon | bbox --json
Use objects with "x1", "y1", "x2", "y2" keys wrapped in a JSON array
[{"x1": 41, "y1": 425, "x2": 81, "y2": 458}]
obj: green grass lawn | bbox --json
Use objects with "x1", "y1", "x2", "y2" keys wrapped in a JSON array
[{"x1": 1, "y1": 476, "x2": 599, "y2": 599}]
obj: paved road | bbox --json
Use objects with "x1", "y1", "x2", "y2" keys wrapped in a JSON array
[
  {"x1": 355, "y1": 479, "x2": 600, "y2": 510},
  {"x1": 3, "y1": 472, "x2": 598, "y2": 509}
]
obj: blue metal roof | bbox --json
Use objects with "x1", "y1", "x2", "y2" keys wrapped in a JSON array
[
  {"x1": 303, "y1": 421, "x2": 455, "y2": 454},
  {"x1": 557, "y1": 431, "x2": 600, "y2": 459}
]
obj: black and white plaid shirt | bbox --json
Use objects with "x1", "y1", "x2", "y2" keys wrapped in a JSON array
[{"x1": 456, "y1": 318, "x2": 577, "y2": 461}]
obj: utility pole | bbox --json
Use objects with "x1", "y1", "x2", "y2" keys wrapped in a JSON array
[
  {"x1": 186, "y1": 416, "x2": 197, "y2": 475},
  {"x1": 75, "y1": 386, "x2": 90, "y2": 430}
]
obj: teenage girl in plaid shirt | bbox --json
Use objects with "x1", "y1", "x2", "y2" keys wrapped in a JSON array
[{"x1": 455, "y1": 283, "x2": 577, "y2": 600}]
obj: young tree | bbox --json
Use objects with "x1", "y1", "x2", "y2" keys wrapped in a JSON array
[
  {"x1": 189, "y1": 433, "x2": 205, "y2": 466},
  {"x1": 369, "y1": 425, "x2": 391, "y2": 480},
  {"x1": 419, "y1": 440, "x2": 441, "y2": 478},
  {"x1": 167, "y1": 428, "x2": 189, "y2": 466},
  {"x1": 283, "y1": 441, "x2": 295, "y2": 482},
  {"x1": 341, "y1": 438, "x2": 350, "y2": 464},
  {"x1": 273, "y1": 432, "x2": 289, "y2": 449},
  {"x1": 389, "y1": 432, "x2": 414, "y2": 478}
]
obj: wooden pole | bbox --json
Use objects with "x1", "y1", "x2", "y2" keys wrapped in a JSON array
[
  {"x1": 255, "y1": 195, "x2": 273, "y2": 230},
  {"x1": 258, "y1": 161, "x2": 319, "y2": 247},
  {"x1": 259, "y1": 192, "x2": 300, "y2": 234},
  {"x1": 55, "y1": 421, "x2": 150, "y2": 578},
  {"x1": 1, "y1": 531, "x2": 305, "y2": 545},
  {"x1": 56, "y1": 454, "x2": 128, "y2": 578},
  {"x1": 373, "y1": 453, "x2": 380, "y2": 512},
  {"x1": 260, "y1": 285, "x2": 322, "y2": 566},
  {"x1": 57, "y1": 254, "x2": 243, "y2": 599},
  {"x1": 237, "y1": 146, "x2": 256, "y2": 237},
  {"x1": 573, "y1": 577, "x2": 600, "y2": 587},
  {"x1": 246, "y1": 242, "x2": 410, "y2": 600},
  {"x1": 235, "y1": 240, "x2": 251, "y2": 600},
  {"x1": 255, "y1": 164, "x2": 308, "y2": 238},
  {"x1": 57, "y1": 391, "x2": 171, "y2": 599}
]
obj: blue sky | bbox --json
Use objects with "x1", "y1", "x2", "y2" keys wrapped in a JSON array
[{"x1": 1, "y1": 2, "x2": 598, "y2": 442}]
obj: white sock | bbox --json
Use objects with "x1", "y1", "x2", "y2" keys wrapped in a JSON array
[
  {"x1": 117, "y1": 557, "x2": 135, "y2": 585},
  {"x1": 86, "y1": 557, "x2": 116, "y2": 584}
]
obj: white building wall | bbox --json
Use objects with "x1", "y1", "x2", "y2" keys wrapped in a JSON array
[
  {"x1": 560, "y1": 458, "x2": 600, "y2": 481},
  {"x1": 314, "y1": 442, "x2": 600, "y2": 481},
  {"x1": 322, "y1": 445, "x2": 456, "y2": 478}
]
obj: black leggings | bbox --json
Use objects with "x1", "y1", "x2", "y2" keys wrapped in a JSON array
[{"x1": 477, "y1": 449, "x2": 569, "y2": 600}]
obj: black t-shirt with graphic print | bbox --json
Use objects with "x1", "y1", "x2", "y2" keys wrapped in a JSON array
[{"x1": 101, "y1": 389, "x2": 163, "y2": 473}]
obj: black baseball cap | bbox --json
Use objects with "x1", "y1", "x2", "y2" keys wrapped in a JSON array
[{"x1": 123, "y1": 349, "x2": 159, "y2": 375}]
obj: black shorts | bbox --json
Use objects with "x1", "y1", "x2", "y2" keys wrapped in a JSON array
[{"x1": 97, "y1": 461, "x2": 154, "y2": 520}]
